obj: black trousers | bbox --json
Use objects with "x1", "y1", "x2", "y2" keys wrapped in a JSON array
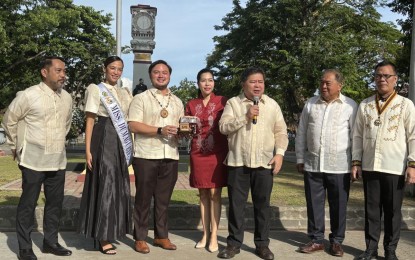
[
  {"x1": 362, "y1": 171, "x2": 405, "y2": 251},
  {"x1": 16, "y1": 166, "x2": 65, "y2": 250},
  {"x1": 303, "y1": 171, "x2": 350, "y2": 244},
  {"x1": 132, "y1": 158, "x2": 178, "y2": 240},
  {"x1": 226, "y1": 166, "x2": 273, "y2": 248}
]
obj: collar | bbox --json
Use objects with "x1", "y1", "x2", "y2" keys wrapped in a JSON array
[
  {"x1": 238, "y1": 93, "x2": 266, "y2": 104},
  {"x1": 39, "y1": 82, "x2": 62, "y2": 97},
  {"x1": 199, "y1": 92, "x2": 216, "y2": 100},
  {"x1": 102, "y1": 82, "x2": 118, "y2": 90},
  {"x1": 318, "y1": 93, "x2": 345, "y2": 104},
  {"x1": 149, "y1": 86, "x2": 171, "y2": 95}
]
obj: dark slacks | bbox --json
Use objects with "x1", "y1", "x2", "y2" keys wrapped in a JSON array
[
  {"x1": 132, "y1": 158, "x2": 178, "y2": 240},
  {"x1": 303, "y1": 171, "x2": 350, "y2": 244},
  {"x1": 226, "y1": 166, "x2": 273, "y2": 248},
  {"x1": 362, "y1": 171, "x2": 405, "y2": 251},
  {"x1": 16, "y1": 166, "x2": 65, "y2": 249}
]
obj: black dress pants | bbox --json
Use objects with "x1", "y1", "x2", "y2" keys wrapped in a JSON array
[
  {"x1": 16, "y1": 166, "x2": 65, "y2": 249},
  {"x1": 132, "y1": 158, "x2": 178, "y2": 240},
  {"x1": 303, "y1": 171, "x2": 350, "y2": 244},
  {"x1": 362, "y1": 171, "x2": 405, "y2": 252},
  {"x1": 226, "y1": 166, "x2": 273, "y2": 248}
]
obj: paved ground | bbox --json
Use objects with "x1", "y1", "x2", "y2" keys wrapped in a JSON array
[
  {"x1": 1, "y1": 230, "x2": 414, "y2": 260},
  {"x1": 0, "y1": 171, "x2": 193, "y2": 209}
]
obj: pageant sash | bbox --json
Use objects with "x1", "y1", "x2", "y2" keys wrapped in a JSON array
[{"x1": 97, "y1": 83, "x2": 133, "y2": 166}]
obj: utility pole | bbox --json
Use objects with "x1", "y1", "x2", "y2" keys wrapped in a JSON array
[
  {"x1": 116, "y1": 0, "x2": 122, "y2": 56},
  {"x1": 409, "y1": 4, "x2": 415, "y2": 101}
]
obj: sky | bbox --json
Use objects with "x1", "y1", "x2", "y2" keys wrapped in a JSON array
[{"x1": 72, "y1": 0, "x2": 404, "y2": 87}]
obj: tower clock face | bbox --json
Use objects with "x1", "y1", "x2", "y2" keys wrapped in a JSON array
[{"x1": 135, "y1": 12, "x2": 153, "y2": 30}]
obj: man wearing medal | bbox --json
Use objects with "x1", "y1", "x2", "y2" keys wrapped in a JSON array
[
  {"x1": 128, "y1": 60, "x2": 184, "y2": 254},
  {"x1": 351, "y1": 61, "x2": 415, "y2": 260}
]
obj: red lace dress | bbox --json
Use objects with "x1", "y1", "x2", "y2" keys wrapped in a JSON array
[{"x1": 185, "y1": 94, "x2": 228, "y2": 188}]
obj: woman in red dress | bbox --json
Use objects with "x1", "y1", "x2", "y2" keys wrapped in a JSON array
[{"x1": 185, "y1": 68, "x2": 228, "y2": 253}]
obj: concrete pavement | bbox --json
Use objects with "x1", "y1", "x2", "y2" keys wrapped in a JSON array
[{"x1": 1, "y1": 230, "x2": 414, "y2": 259}]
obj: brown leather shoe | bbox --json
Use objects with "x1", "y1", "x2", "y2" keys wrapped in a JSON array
[
  {"x1": 298, "y1": 241, "x2": 324, "y2": 253},
  {"x1": 329, "y1": 243, "x2": 344, "y2": 257},
  {"x1": 153, "y1": 238, "x2": 177, "y2": 250},
  {"x1": 134, "y1": 240, "x2": 150, "y2": 254}
]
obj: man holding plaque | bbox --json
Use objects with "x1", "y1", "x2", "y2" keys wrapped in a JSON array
[
  {"x1": 352, "y1": 61, "x2": 415, "y2": 260},
  {"x1": 128, "y1": 60, "x2": 184, "y2": 254}
]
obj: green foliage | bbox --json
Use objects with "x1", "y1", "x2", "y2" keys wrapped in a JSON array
[
  {"x1": 170, "y1": 78, "x2": 199, "y2": 105},
  {"x1": 0, "y1": 0, "x2": 116, "y2": 109},
  {"x1": 66, "y1": 107, "x2": 85, "y2": 140},
  {"x1": 207, "y1": 0, "x2": 402, "y2": 126},
  {"x1": 388, "y1": 0, "x2": 414, "y2": 82}
]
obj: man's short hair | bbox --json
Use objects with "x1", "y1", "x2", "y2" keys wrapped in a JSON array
[
  {"x1": 148, "y1": 60, "x2": 172, "y2": 75},
  {"x1": 39, "y1": 56, "x2": 65, "y2": 78},
  {"x1": 322, "y1": 69, "x2": 344, "y2": 85},
  {"x1": 375, "y1": 60, "x2": 397, "y2": 74},
  {"x1": 240, "y1": 67, "x2": 265, "y2": 84}
]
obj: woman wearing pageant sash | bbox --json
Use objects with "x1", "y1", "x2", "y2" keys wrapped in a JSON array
[
  {"x1": 78, "y1": 56, "x2": 133, "y2": 255},
  {"x1": 185, "y1": 68, "x2": 228, "y2": 253}
]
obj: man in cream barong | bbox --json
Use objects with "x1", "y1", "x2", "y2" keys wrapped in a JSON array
[
  {"x1": 352, "y1": 61, "x2": 415, "y2": 260},
  {"x1": 1, "y1": 56, "x2": 73, "y2": 260}
]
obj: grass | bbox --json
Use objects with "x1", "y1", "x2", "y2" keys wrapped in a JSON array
[{"x1": 1, "y1": 155, "x2": 414, "y2": 207}]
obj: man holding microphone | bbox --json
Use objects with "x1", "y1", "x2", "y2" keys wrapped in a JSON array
[{"x1": 218, "y1": 67, "x2": 288, "y2": 260}]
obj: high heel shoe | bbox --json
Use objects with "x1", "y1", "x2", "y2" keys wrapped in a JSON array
[
  {"x1": 208, "y1": 243, "x2": 219, "y2": 253},
  {"x1": 95, "y1": 240, "x2": 116, "y2": 255},
  {"x1": 195, "y1": 240, "x2": 206, "y2": 249}
]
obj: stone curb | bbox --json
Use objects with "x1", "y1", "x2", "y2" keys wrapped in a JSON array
[{"x1": 1, "y1": 205, "x2": 414, "y2": 232}]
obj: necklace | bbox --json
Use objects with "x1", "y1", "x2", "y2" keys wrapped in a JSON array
[
  {"x1": 150, "y1": 90, "x2": 171, "y2": 118},
  {"x1": 374, "y1": 91, "x2": 397, "y2": 126}
]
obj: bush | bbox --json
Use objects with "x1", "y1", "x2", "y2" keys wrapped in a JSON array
[{"x1": 66, "y1": 108, "x2": 85, "y2": 140}]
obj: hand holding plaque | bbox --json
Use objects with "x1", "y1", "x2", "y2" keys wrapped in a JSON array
[{"x1": 178, "y1": 116, "x2": 199, "y2": 138}]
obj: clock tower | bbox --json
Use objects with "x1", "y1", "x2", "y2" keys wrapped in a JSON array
[{"x1": 130, "y1": 4, "x2": 157, "y2": 90}]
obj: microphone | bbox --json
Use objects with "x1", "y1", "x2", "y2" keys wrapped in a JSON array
[{"x1": 253, "y1": 96, "x2": 259, "y2": 124}]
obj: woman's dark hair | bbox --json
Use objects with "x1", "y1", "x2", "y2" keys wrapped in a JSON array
[
  {"x1": 104, "y1": 56, "x2": 123, "y2": 67},
  {"x1": 197, "y1": 68, "x2": 214, "y2": 82},
  {"x1": 148, "y1": 59, "x2": 172, "y2": 74},
  {"x1": 240, "y1": 67, "x2": 265, "y2": 84},
  {"x1": 196, "y1": 68, "x2": 214, "y2": 97}
]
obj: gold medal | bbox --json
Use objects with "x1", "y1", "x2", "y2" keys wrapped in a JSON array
[
  {"x1": 374, "y1": 118, "x2": 381, "y2": 126},
  {"x1": 149, "y1": 90, "x2": 171, "y2": 118},
  {"x1": 160, "y1": 108, "x2": 169, "y2": 118}
]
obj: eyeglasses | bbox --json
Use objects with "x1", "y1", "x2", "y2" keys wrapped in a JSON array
[{"x1": 374, "y1": 74, "x2": 396, "y2": 80}]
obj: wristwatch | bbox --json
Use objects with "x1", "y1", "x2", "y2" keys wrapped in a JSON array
[{"x1": 157, "y1": 127, "x2": 162, "y2": 135}]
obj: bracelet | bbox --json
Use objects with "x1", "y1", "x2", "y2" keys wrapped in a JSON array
[
  {"x1": 352, "y1": 160, "x2": 362, "y2": 166},
  {"x1": 407, "y1": 161, "x2": 415, "y2": 168}
]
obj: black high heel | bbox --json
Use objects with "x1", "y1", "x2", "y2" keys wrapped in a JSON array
[{"x1": 95, "y1": 240, "x2": 116, "y2": 255}]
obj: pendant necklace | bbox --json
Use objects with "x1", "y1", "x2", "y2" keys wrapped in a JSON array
[
  {"x1": 374, "y1": 91, "x2": 397, "y2": 126},
  {"x1": 150, "y1": 90, "x2": 171, "y2": 118}
]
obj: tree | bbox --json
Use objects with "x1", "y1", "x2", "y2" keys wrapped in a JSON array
[
  {"x1": 170, "y1": 78, "x2": 199, "y2": 106},
  {"x1": 207, "y1": 0, "x2": 402, "y2": 126},
  {"x1": 0, "y1": 0, "x2": 116, "y2": 110},
  {"x1": 388, "y1": 0, "x2": 414, "y2": 82}
]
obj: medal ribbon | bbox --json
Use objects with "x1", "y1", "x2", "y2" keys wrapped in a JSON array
[{"x1": 375, "y1": 91, "x2": 397, "y2": 116}]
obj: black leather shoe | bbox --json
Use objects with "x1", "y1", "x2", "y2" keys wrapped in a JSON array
[
  {"x1": 217, "y1": 245, "x2": 240, "y2": 259},
  {"x1": 255, "y1": 246, "x2": 274, "y2": 260},
  {"x1": 42, "y1": 242, "x2": 72, "y2": 256},
  {"x1": 385, "y1": 250, "x2": 398, "y2": 260},
  {"x1": 356, "y1": 249, "x2": 378, "y2": 260},
  {"x1": 18, "y1": 249, "x2": 37, "y2": 260}
]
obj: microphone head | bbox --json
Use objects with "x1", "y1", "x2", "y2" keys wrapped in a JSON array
[{"x1": 253, "y1": 96, "x2": 259, "y2": 105}]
